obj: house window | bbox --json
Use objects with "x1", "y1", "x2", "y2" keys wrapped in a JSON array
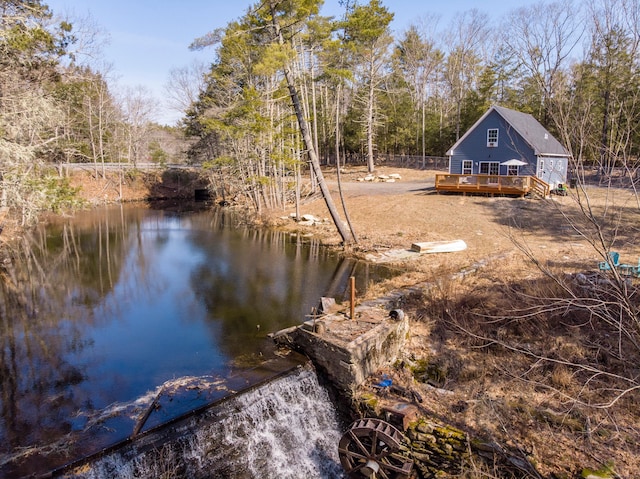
[
  {"x1": 507, "y1": 165, "x2": 519, "y2": 176},
  {"x1": 537, "y1": 159, "x2": 544, "y2": 179},
  {"x1": 479, "y1": 162, "x2": 499, "y2": 175},
  {"x1": 487, "y1": 129, "x2": 498, "y2": 147},
  {"x1": 462, "y1": 160, "x2": 472, "y2": 174}
]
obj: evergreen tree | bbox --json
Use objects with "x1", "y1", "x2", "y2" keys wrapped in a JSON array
[{"x1": 341, "y1": 0, "x2": 394, "y2": 172}]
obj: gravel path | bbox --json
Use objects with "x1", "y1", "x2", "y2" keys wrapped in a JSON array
[{"x1": 325, "y1": 177, "x2": 435, "y2": 196}]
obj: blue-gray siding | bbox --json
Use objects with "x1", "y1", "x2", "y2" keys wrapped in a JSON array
[{"x1": 448, "y1": 109, "x2": 569, "y2": 186}]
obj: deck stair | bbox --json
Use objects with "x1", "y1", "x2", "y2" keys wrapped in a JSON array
[{"x1": 530, "y1": 176, "x2": 550, "y2": 198}]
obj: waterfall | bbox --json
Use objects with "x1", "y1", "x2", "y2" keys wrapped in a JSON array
[{"x1": 72, "y1": 364, "x2": 346, "y2": 479}]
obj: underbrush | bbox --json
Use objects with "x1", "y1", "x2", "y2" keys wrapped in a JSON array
[{"x1": 403, "y1": 265, "x2": 639, "y2": 478}]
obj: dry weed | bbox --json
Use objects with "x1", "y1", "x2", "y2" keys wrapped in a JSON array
[
  {"x1": 549, "y1": 364, "x2": 575, "y2": 390},
  {"x1": 395, "y1": 266, "x2": 640, "y2": 477}
]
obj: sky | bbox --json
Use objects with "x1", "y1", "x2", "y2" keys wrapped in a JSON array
[{"x1": 44, "y1": 0, "x2": 538, "y2": 125}]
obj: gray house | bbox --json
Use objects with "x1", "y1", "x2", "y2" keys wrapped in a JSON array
[{"x1": 446, "y1": 106, "x2": 571, "y2": 188}]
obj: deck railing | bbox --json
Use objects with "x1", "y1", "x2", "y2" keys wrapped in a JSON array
[
  {"x1": 434, "y1": 174, "x2": 550, "y2": 197},
  {"x1": 530, "y1": 175, "x2": 551, "y2": 197}
]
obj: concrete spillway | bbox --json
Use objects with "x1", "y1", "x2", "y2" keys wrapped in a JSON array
[{"x1": 55, "y1": 361, "x2": 346, "y2": 479}]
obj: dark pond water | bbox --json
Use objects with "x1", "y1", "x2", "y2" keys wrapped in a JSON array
[{"x1": 0, "y1": 203, "x2": 397, "y2": 477}]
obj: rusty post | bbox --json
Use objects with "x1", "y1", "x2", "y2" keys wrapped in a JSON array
[{"x1": 350, "y1": 276, "x2": 355, "y2": 320}]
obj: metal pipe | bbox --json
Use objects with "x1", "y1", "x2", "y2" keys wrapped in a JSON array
[{"x1": 350, "y1": 276, "x2": 355, "y2": 320}]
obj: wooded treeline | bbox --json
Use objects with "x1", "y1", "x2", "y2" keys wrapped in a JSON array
[
  {"x1": 0, "y1": 0, "x2": 184, "y2": 225},
  {"x1": 185, "y1": 0, "x2": 640, "y2": 209},
  {"x1": 1, "y1": 0, "x2": 639, "y2": 223}
]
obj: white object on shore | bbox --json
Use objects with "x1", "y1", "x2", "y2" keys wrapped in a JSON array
[{"x1": 410, "y1": 239, "x2": 467, "y2": 254}]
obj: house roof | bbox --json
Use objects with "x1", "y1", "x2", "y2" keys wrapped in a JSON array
[{"x1": 447, "y1": 105, "x2": 570, "y2": 157}]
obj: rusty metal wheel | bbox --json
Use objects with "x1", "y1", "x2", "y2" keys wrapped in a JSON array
[{"x1": 338, "y1": 418, "x2": 413, "y2": 478}]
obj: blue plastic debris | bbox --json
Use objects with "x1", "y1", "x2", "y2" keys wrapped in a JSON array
[{"x1": 376, "y1": 375, "x2": 392, "y2": 388}]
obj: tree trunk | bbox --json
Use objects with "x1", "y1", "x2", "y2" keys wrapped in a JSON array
[
  {"x1": 366, "y1": 60, "x2": 376, "y2": 173},
  {"x1": 599, "y1": 89, "x2": 611, "y2": 178},
  {"x1": 268, "y1": 1, "x2": 353, "y2": 244},
  {"x1": 335, "y1": 83, "x2": 358, "y2": 243}
]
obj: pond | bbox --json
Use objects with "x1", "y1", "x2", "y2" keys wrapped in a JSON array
[{"x1": 0, "y1": 203, "x2": 397, "y2": 477}]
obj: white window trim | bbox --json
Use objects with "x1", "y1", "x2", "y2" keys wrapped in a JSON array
[
  {"x1": 537, "y1": 159, "x2": 545, "y2": 179},
  {"x1": 487, "y1": 128, "x2": 498, "y2": 147},
  {"x1": 462, "y1": 160, "x2": 473, "y2": 174}
]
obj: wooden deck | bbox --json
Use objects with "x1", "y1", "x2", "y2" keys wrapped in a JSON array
[{"x1": 435, "y1": 174, "x2": 550, "y2": 198}]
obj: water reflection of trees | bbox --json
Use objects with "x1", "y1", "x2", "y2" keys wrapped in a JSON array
[
  {"x1": 0, "y1": 206, "x2": 132, "y2": 476},
  {"x1": 187, "y1": 212, "x2": 388, "y2": 358},
  {"x1": 0, "y1": 205, "x2": 396, "y2": 476}
]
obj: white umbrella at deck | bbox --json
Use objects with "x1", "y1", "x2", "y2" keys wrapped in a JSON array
[{"x1": 501, "y1": 159, "x2": 527, "y2": 166}]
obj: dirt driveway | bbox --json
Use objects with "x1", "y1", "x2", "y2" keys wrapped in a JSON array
[{"x1": 325, "y1": 175, "x2": 435, "y2": 196}]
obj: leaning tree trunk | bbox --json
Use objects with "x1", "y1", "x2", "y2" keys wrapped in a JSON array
[{"x1": 268, "y1": 1, "x2": 353, "y2": 244}]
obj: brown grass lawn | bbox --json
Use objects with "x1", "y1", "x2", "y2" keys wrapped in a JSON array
[{"x1": 274, "y1": 165, "x2": 640, "y2": 284}]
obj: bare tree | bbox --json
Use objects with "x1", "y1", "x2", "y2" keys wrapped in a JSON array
[
  {"x1": 118, "y1": 85, "x2": 157, "y2": 166},
  {"x1": 395, "y1": 16, "x2": 443, "y2": 160},
  {"x1": 47, "y1": 7, "x2": 109, "y2": 69},
  {"x1": 164, "y1": 61, "x2": 208, "y2": 117},
  {"x1": 501, "y1": 0, "x2": 584, "y2": 124},
  {"x1": 0, "y1": 81, "x2": 65, "y2": 224},
  {"x1": 0, "y1": 0, "x2": 78, "y2": 224},
  {"x1": 443, "y1": 9, "x2": 490, "y2": 140},
  {"x1": 83, "y1": 62, "x2": 120, "y2": 176}
]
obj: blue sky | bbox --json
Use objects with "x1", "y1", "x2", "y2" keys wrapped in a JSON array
[{"x1": 45, "y1": 0, "x2": 538, "y2": 124}]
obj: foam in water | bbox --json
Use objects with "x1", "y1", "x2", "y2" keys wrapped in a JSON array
[{"x1": 75, "y1": 365, "x2": 346, "y2": 479}]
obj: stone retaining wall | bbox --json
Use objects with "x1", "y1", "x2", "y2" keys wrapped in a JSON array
[{"x1": 273, "y1": 306, "x2": 409, "y2": 396}]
